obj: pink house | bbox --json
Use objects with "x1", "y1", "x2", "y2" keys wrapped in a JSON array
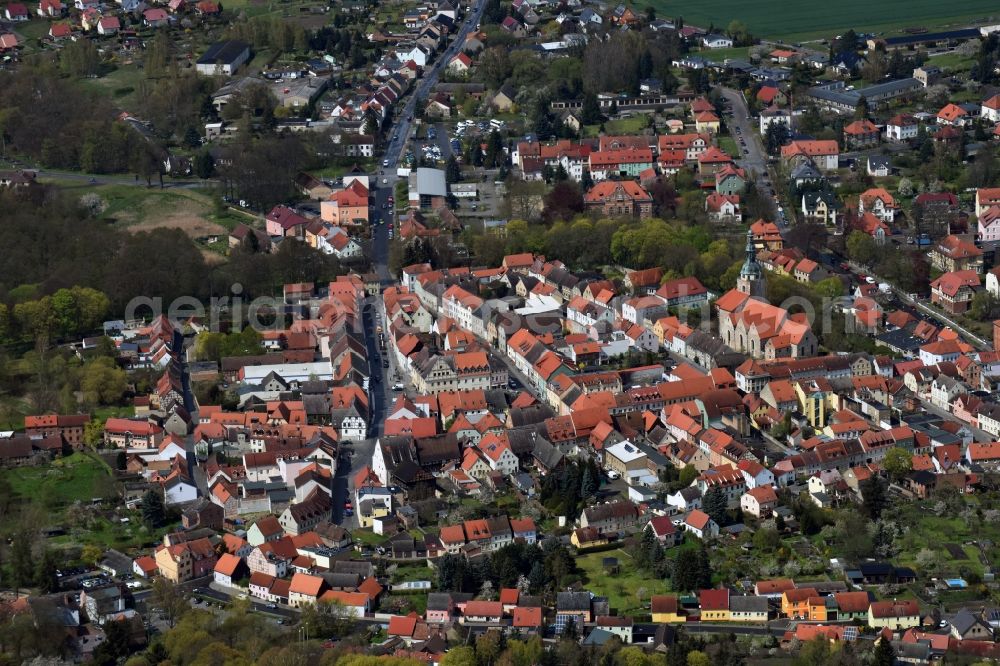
[
  {"x1": 425, "y1": 592, "x2": 455, "y2": 623},
  {"x1": 265, "y1": 205, "x2": 309, "y2": 238}
]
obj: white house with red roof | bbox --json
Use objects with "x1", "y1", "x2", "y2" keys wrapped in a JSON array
[
  {"x1": 683, "y1": 509, "x2": 718, "y2": 539},
  {"x1": 740, "y1": 486, "x2": 778, "y2": 518},
  {"x1": 4, "y1": 2, "x2": 29, "y2": 20},
  {"x1": 930, "y1": 270, "x2": 980, "y2": 315},
  {"x1": 705, "y1": 193, "x2": 741, "y2": 222},
  {"x1": 37, "y1": 0, "x2": 63, "y2": 16},
  {"x1": 937, "y1": 103, "x2": 968, "y2": 126},
  {"x1": 983, "y1": 95, "x2": 1000, "y2": 123},
  {"x1": 97, "y1": 16, "x2": 120, "y2": 35},
  {"x1": 858, "y1": 188, "x2": 898, "y2": 223},
  {"x1": 447, "y1": 52, "x2": 472, "y2": 74},
  {"x1": 645, "y1": 515, "x2": 682, "y2": 546}
]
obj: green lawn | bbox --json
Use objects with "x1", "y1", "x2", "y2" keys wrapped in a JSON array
[
  {"x1": 929, "y1": 51, "x2": 977, "y2": 71},
  {"x1": 78, "y1": 65, "x2": 148, "y2": 113},
  {"x1": 93, "y1": 405, "x2": 135, "y2": 421},
  {"x1": 647, "y1": 0, "x2": 1000, "y2": 41},
  {"x1": 1, "y1": 452, "x2": 113, "y2": 508},
  {"x1": 718, "y1": 136, "x2": 739, "y2": 158},
  {"x1": 390, "y1": 562, "x2": 432, "y2": 584},
  {"x1": 352, "y1": 528, "x2": 388, "y2": 547},
  {"x1": 582, "y1": 115, "x2": 650, "y2": 138},
  {"x1": 698, "y1": 46, "x2": 752, "y2": 63},
  {"x1": 575, "y1": 548, "x2": 673, "y2": 615}
]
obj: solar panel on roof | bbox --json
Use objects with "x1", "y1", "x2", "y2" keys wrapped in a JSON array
[{"x1": 843, "y1": 626, "x2": 858, "y2": 641}]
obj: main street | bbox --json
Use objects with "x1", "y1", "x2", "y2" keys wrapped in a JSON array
[{"x1": 370, "y1": 0, "x2": 488, "y2": 283}]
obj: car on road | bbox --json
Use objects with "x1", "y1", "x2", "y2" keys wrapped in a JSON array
[
  {"x1": 383, "y1": 360, "x2": 389, "y2": 368},
  {"x1": 267, "y1": 603, "x2": 277, "y2": 609},
  {"x1": 392, "y1": 382, "x2": 404, "y2": 391},
  {"x1": 382, "y1": 159, "x2": 389, "y2": 167}
]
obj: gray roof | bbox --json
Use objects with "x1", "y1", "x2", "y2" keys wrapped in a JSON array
[
  {"x1": 557, "y1": 591, "x2": 592, "y2": 611},
  {"x1": 197, "y1": 40, "x2": 250, "y2": 66},
  {"x1": 729, "y1": 595, "x2": 768, "y2": 613},
  {"x1": 412, "y1": 167, "x2": 447, "y2": 197},
  {"x1": 427, "y1": 592, "x2": 453, "y2": 611},
  {"x1": 949, "y1": 610, "x2": 986, "y2": 635}
]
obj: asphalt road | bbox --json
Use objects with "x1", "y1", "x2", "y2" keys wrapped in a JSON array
[
  {"x1": 720, "y1": 87, "x2": 779, "y2": 220},
  {"x1": 197, "y1": 584, "x2": 299, "y2": 620}
]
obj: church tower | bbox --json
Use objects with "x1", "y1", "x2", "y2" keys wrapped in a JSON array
[{"x1": 737, "y1": 229, "x2": 766, "y2": 299}]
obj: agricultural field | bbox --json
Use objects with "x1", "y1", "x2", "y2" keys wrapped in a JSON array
[{"x1": 655, "y1": 0, "x2": 1000, "y2": 41}]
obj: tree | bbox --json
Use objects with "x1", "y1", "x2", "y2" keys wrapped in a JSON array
[
  {"x1": 441, "y1": 646, "x2": 477, "y2": 666},
  {"x1": 151, "y1": 577, "x2": 188, "y2": 628},
  {"x1": 141, "y1": 489, "x2": 166, "y2": 528},
  {"x1": 80, "y1": 357, "x2": 127, "y2": 406},
  {"x1": 764, "y1": 122, "x2": 790, "y2": 155},
  {"x1": 814, "y1": 276, "x2": 844, "y2": 299},
  {"x1": 687, "y1": 651, "x2": 711, "y2": 666},
  {"x1": 35, "y1": 549, "x2": 60, "y2": 593},
  {"x1": 542, "y1": 181, "x2": 584, "y2": 223},
  {"x1": 84, "y1": 418, "x2": 105, "y2": 448},
  {"x1": 673, "y1": 545, "x2": 711, "y2": 591},
  {"x1": 873, "y1": 637, "x2": 896, "y2": 666},
  {"x1": 479, "y1": 47, "x2": 512, "y2": 88},
  {"x1": 445, "y1": 155, "x2": 461, "y2": 184},
  {"x1": 581, "y1": 91, "x2": 602, "y2": 125},
  {"x1": 702, "y1": 486, "x2": 729, "y2": 527},
  {"x1": 193, "y1": 149, "x2": 215, "y2": 179},
  {"x1": 846, "y1": 230, "x2": 878, "y2": 267},
  {"x1": 854, "y1": 95, "x2": 870, "y2": 120},
  {"x1": 860, "y1": 475, "x2": 887, "y2": 520},
  {"x1": 883, "y1": 447, "x2": 913, "y2": 482},
  {"x1": 678, "y1": 465, "x2": 699, "y2": 486},
  {"x1": 91, "y1": 618, "x2": 133, "y2": 666}
]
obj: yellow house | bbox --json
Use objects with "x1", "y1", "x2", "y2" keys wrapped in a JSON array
[
  {"x1": 358, "y1": 502, "x2": 390, "y2": 529},
  {"x1": 694, "y1": 111, "x2": 721, "y2": 134},
  {"x1": 571, "y1": 527, "x2": 608, "y2": 549},
  {"x1": 868, "y1": 600, "x2": 920, "y2": 630},
  {"x1": 794, "y1": 379, "x2": 834, "y2": 428},
  {"x1": 699, "y1": 589, "x2": 730, "y2": 622},
  {"x1": 155, "y1": 544, "x2": 192, "y2": 584},
  {"x1": 356, "y1": 487, "x2": 392, "y2": 529},
  {"x1": 650, "y1": 595, "x2": 686, "y2": 623}
]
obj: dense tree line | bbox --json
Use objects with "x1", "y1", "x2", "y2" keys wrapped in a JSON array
[
  {"x1": 436, "y1": 539, "x2": 575, "y2": 595},
  {"x1": 462, "y1": 216, "x2": 744, "y2": 293},
  {"x1": 539, "y1": 459, "x2": 603, "y2": 519},
  {"x1": 0, "y1": 64, "x2": 130, "y2": 171},
  {"x1": 0, "y1": 187, "x2": 343, "y2": 312}
]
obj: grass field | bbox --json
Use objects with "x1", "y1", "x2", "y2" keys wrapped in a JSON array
[
  {"x1": 1, "y1": 452, "x2": 111, "y2": 508},
  {"x1": 78, "y1": 66, "x2": 148, "y2": 114},
  {"x1": 655, "y1": 1, "x2": 1000, "y2": 41},
  {"x1": 575, "y1": 548, "x2": 673, "y2": 615},
  {"x1": 698, "y1": 46, "x2": 752, "y2": 63},
  {"x1": 582, "y1": 115, "x2": 650, "y2": 138},
  {"x1": 42, "y1": 179, "x2": 228, "y2": 245}
]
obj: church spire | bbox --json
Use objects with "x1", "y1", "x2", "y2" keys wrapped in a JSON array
[{"x1": 737, "y1": 228, "x2": 766, "y2": 298}]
